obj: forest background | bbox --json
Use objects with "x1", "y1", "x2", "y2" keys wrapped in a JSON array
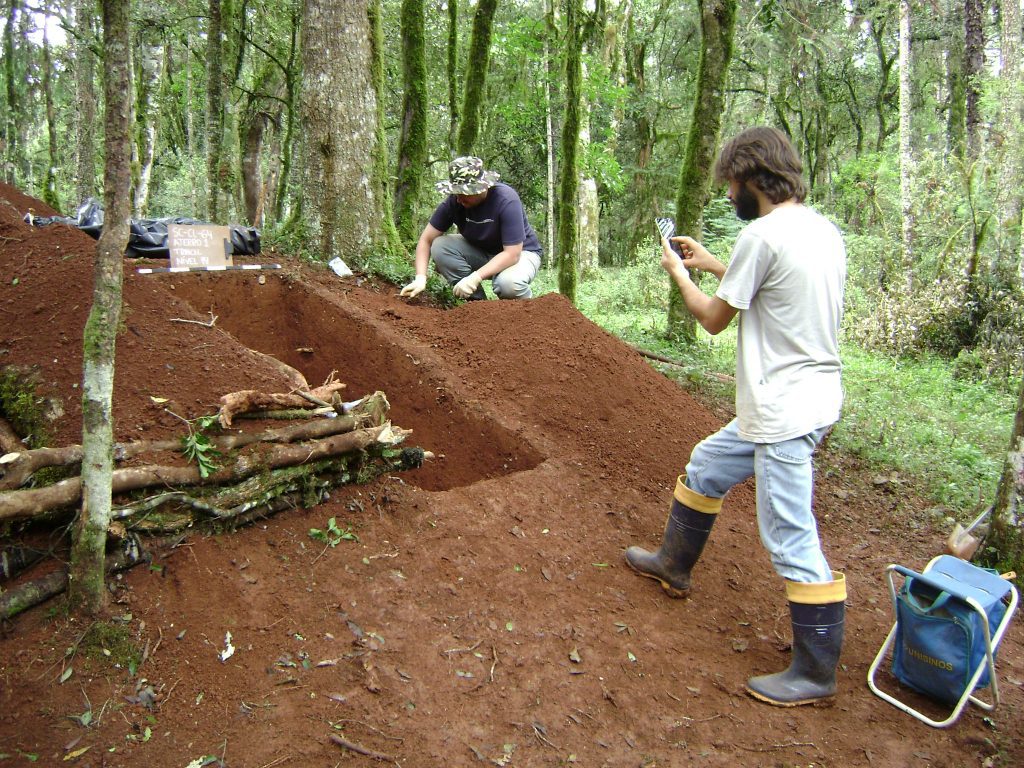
[{"x1": 2, "y1": 0, "x2": 1024, "y2": 568}]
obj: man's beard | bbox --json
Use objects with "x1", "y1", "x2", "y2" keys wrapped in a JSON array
[{"x1": 733, "y1": 183, "x2": 760, "y2": 221}]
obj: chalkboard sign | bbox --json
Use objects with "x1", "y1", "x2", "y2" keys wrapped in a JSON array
[{"x1": 168, "y1": 224, "x2": 233, "y2": 269}]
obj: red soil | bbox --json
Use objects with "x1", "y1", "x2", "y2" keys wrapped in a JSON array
[{"x1": 0, "y1": 181, "x2": 1021, "y2": 767}]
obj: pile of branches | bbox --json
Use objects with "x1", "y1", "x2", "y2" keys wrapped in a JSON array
[{"x1": 0, "y1": 383, "x2": 426, "y2": 618}]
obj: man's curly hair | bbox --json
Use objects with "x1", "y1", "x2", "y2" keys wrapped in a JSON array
[{"x1": 714, "y1": 126, "x2": 807, "y2": 204}]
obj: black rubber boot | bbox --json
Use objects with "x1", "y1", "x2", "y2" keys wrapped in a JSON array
[
  {"x1": 624, "y1": 476, "x2": 722, "y2": 598},
  {"x1": 746, "y1": 574, "x2": 846, "y2": 706}
]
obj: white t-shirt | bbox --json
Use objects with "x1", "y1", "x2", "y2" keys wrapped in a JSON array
[{"x1": 716, "y1": 205, "x2": 846, "y2": 443}]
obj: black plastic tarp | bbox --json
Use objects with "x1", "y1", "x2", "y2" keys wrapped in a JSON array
[{"x1": 24, "y1": 198, "x2": 261, "y2": 258}]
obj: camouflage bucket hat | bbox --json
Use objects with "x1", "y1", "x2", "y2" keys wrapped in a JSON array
[{"x1": 435, "y1": 156, "x2": 501, "y2": 195}]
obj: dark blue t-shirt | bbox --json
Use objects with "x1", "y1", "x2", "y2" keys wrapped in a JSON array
[{"x1": 429, "y1": 183, "x2": 543, "y2": 256}]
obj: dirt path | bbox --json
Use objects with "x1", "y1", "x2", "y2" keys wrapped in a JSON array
[{"x1": 1, "y1": 182, "x2": 1021, "y2": 767}]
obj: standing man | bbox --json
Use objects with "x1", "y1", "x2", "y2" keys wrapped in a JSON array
[
  {"x1": 625, "y1": 127, "x2": 847, "y2": 707},
  {"x1": 399, "y1": 156, "x2": 542, "y2": 301}
]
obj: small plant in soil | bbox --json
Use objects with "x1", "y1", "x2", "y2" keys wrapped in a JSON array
[
  {"x1": 179, "y1": 414, "x2": 221, "y2": 478},
  {"x1": 308, "y1": 516, "x2": 358, "y2": 546}
]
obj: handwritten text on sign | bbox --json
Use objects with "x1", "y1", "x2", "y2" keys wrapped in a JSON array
[{"x1": 168, "y1": 224, "x2": 233, "y2": 268}]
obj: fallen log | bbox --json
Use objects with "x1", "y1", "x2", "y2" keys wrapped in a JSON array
[
  {"x1": 0, "y1": 545, "x2": 146, "y2": 621},
  {"x1": 0, "y1": 423, "x2": 408, "y2": 522},
  {"x1": 218, "y1": 381, "x2": 347, "y2": 427},
  {"x1": 0, "y1": 392, "x2": 391, "y2": 490}
]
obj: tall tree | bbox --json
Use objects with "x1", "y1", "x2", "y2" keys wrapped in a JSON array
[
  {"x1": 944, "y1": 0, "x2": 967, "y2": 157},
  {"x1": 963, "y1": 0, "x2": 984, "y2": 160},
  {"x1": 995, "y1": 0, "x2": 1022, "y2": 276},
  {"x1": 3, "y1": 0, "x2": 21, "y2": 185},
  {"x1": 68, "y1": 0, "x2": 132, "y2": 614},
  {"x1": 446, "y1": 0, "x2": 459, "y2": 154},
  {"x1": 986, "y1": 365, "x2": 1024, "y2": 574},
  {"x1": 557, "y1": 0, "x2": 582, "y2": 302},
  {"x1": 607, "y1": 2, "x2": 659, "y2": 267},
  {"x1": 667, "y1": 0, "x2": 736, "y2": 340},
  {"x1": 544, "y1": 0, "x2": 556, "y2": 263},
  {"x1": 456, "y1": 0, "x2": 498, "y2": 155},
  {"x1": 898, "y1": 0, "x2": 916, "y2": 290},
  {"x1": 132, "y1": 20, "x2": 165, "y2": 217},
  {"x1": 393, "y1": 0, "x2": 427, "y2": 243},
  {"x1": 300, "y1": 0, "x2": 401, "y2": 265},
  {"x1": 40, "y1": 1, "x2": 61, "y2": 211},
  {"x1": 74, "y1": 0, "x2": 100, "y2": 204},
  {"x1": 205, "y1": 0, "x2": 225, "y2": 220}
]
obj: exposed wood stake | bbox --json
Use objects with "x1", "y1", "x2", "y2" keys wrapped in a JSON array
[
  {"x1": 169, "y1": 311, "x2": 217, "y2": 327},
  {"x1": 328, "y1": 733, "x2": 395, "y2": 762}
]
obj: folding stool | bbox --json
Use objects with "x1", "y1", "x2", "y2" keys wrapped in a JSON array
[{"x1": 867, "y1": 554, "x2": 1018, "y2": 728}]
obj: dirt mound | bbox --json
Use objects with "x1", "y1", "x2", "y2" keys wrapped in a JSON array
[{"x1": 0, "y1": 181, "x2": 1021, "y2": 766}]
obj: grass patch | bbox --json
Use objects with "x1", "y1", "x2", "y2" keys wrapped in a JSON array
[
  {"x1": 831, "y1": 347, "x2": 1016, "y2": 515},
  {"x1": 533, "y1": 265, "x2": 1018, "y2": 521},
  {"x1": 79, "y1": 620, "x2": 142, "y2": 675}
]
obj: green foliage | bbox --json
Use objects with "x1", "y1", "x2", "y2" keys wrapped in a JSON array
[
  {"x1": 831, "y1": 348, "x2": 1016, "y2": 515},
  {"x1": 308, "y1": 517, "x2": 358, "y2": 547},
  {"x1": 0, "y1": 367, "x2": 53, "y2": 449},
  {"x1": 180, "y1": 415, "x2": 221, "y2": 479}
]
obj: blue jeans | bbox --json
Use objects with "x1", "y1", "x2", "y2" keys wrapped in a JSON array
[
  {"x1": 431, "y1": 235, "x2": 541, "y2": 299},
  {"x1": 684, "y1": 418, "x2": 832, "y2": 583}
]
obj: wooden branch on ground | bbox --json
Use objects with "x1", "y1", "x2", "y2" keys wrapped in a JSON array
[
  {"x1": 218, "y1": 381, "x2": 347, "y2": 427},
  {"x1": 329, "y1": 733, "x2": 395, "y2": 762},
  {"x1": 0, "y1": 547, "x2": 145, "y2": 621},
  {"x1": 0, "y1": 392, "x2": 391, "y2": 491},
  {"x1": 0, "y1": 423, "x2": 409, "y2": 522},
  {"x1": 629, "y1": 344, "x2": 734, "y2": 383}
]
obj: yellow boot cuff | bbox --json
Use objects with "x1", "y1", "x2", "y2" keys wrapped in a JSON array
[
  {"x1": 786, "y1": 572, "x2": 847, "y2": 605},
  {"x1": 674, "y1": 476, "x2": 723, "y2": 514}
]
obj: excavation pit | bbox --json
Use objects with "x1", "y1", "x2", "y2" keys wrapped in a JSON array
[{"x1": 164, "y1": 271, "x2": 544, "y2": 492}]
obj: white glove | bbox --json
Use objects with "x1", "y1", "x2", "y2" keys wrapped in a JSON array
[
  {"x1": 453, "y1": 271, "x2": 483, "y2": 299},
  {"x1": 399, "y1": 275, "x2": 427, "y2": 298}
]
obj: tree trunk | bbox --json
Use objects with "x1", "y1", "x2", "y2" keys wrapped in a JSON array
[
  {"x1": 944, "y1": 0, "x2": 967, "y2": 158},
  {"x1": 667, "y1": 0, "x2": 737, "y2": 342},
  {"x1": 205, "y1": 0, "x2": 224, "y2": 221},
  {"x1": 68, "y1": 0, "x2": 132, "y2": 616},
  {"x1": 393, "y1": 0, "x2": 428, "y2": 243},
  {"x1": 557, "y1": 0, "x2": 582, "y2": 303},
  {"x1": 3, "y1": 0, "x2": 21, "y2": 185},
  {"x1": 74, "y1": 0, "x2": 99, "y2": 204},
  {"x1": 609, "y1": 5, "x2": 657, "y2": 267},
  {"x1": 446, "y1": 0, "x2": 459, "y2": 155},
  {"x1": 133, "y1": 35, "x2": 164, "y2": 217},
  {"x1": 273, "y1": 6, "x2": 301, "y2": 224},
  {"x1": 456, "y1": 0, "x2": 498, "y2": 155},
  {"x1": 987, "y1": 364, "x2": 1024, "y2": 573},
  {"x1": 300, "y1": 0, "x2": 401, "y2": 266},
  {"x1": 241, "y1": 100, "x2": 268, "y2": 226},
  {"x1": 544, "y1": 0, "x2": 557, "y2": 265},
  {"x1": 898, "y1": 0, "x2": 916, "y2": 292},
  {"x1": 964, "y1": 0, "x2": 984, "y2": 161},
  {"x1": 40, "y1": 3, "x2": 61, "y2": 211},
  {"x1": 577, "y1": 64, "x2": 598, "y2": 273},
  {"x1": 995, "y1": 0, "x2": 1022, "y2": 276},
  {"x1": 868, "y1": 11, "x2": 896, "y2": 153}
]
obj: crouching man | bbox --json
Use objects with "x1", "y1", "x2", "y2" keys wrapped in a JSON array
[{"x1": 400, "y1": 156, "x2": 542, "y2": 301}]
